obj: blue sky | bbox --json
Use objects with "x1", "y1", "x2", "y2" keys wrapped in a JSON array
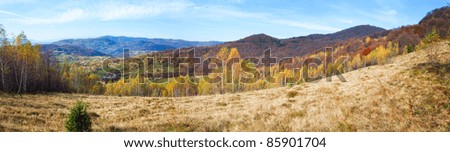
[{"x1": 0, "y1": 0, "x2": 448, "y2": 42}]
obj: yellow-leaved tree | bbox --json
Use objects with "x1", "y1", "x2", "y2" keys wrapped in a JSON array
[
  {"x1": 104, "y1": 81, "x2": 114, "y2": 95},
  {"x1": 365, "y1": 45, "x2": 391, "y2": 65},
  {"x1": 198, "y1": 75, "x2": 218, "y2": 95},
  {"x1": 184, "y1": 74, "x2": 196, "y2": 96},
  {"x1": 87, "y1": 74, "x2": 101, "y2": 94},
  {"x1": 215, "y1": 47, "x2": 229, "y2": 93},
  {"x1": 387, "y1": 41, "x2": 399, "y2": 57},
  {"x1": 166, "y1": 77, "x2": 183, "y2": 97},
  {"x1": 365, "y1": 36, "x2": 371, "y2": 44},
  {"x1": 375, "y1": 45, "x2": 390, "y2": 64},
  {"x1": 350, "y1": 53, "x2": 362, "y2": 70},
  {"x1": 216, "y1": 47, "x2": 230, "y2": 62},
  {"x1": 113, "y1": 79, "x2": 125, "y2": 96},
  {"x1": 197, "y1": 78, "x2": 209, "y2": 95},
  {"x1": 147, "y1": 82, "x2": 157, "y2": 96},
  {"x1": 227, "y1": 48, "x2": 241, "y2": 92},
  {"x1": 128, "y1": 75, "x2": 141, "y2": 96}
]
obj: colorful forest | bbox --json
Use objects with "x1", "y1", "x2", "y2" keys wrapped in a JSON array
[{"x1": 0, "y1": 6, "x2": 449, "y2": 98}]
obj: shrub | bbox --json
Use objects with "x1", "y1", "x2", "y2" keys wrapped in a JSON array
[
  {"x1": 288, "y1": 110, "x2": 306, "y2": 118},
  {"x1": 407, "y1": 44, "x2": 415, "y2": 53},
  {"x1": 422, "y1": 29, "x2": 441, "y2": 44},
  {"x1": 286, "y1": 91, "x2": 299, "y2": 98},
  {"x1": 422, "y1": 29, "x2": 442, "y2": 64},
  {"x1": 446, "y1": 26, "x2": 450, "y2": 40},
  {"x1": 65, "y1": 101, "x2": 92, "y2": 132},
  {"x1": 281, "y1": 103, "x2": 292, "y2": 108},
  {"x1": 287, "y1": 83, "x2": 294, "y2": 88}
]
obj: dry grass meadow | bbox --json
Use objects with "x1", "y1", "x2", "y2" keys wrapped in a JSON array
[{"x1": 1, "y1": 41, "x2": 449, "y2": 132}]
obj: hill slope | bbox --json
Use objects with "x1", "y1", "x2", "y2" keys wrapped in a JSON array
[
  {"x1": 419, "y1": 6, "x2": 450, "y2": 37},
  {"x1": 189, "y1": 25, "x2": 386, "y2": 58},
  {"x1": 1, "y1": 41, "x2": 448, "y2": 132}
]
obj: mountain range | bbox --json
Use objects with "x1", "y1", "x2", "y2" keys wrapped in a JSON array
[
  {"x1": 42, "y1": 25, "x2": 386, "y2": 57},
  {"x1": 196, "y1": 25, "x2": 387, "y2": 58},
  {"x1": 41, "y1": 6, "x2": 450, "y2": 59},
  {"x1": 161, "y1": 6, "x2": 450, "y2": 60},
  {"x1": 42, "y1": 36, "x2": 223, "y2": 57}
]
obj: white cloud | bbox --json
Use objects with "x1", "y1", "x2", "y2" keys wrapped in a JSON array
[
  {"x1": 226, "y1": 0, "x2": 244, "y2": 4},
  {"x1": 96, "y1": 0, "x2": 192, "y2": 21},
  {"x1": 356, "y1": 9, "x2": 400, "y2": 24},
  {"x1": 0, "y1": 10, "x2": 29, "y2": 18},
  {"x1": 340, "y1": 19, "x2": 354, "y2": 24},
  {"x1": 21, "y1": 9, "x2": 87, "y2": 25},
  {"x1": 190, "y1": 4, "x2": 339, "y2": 32},
  {"x1": 0, "y1": 0, "x2": 37, "y2": 5},
  {"x1": 7, "y1": 0, "x2": 192, "y2": 25},
  {"x1": 379, "y1": 10, "x2": 397, "y2": 16},
  {"x1": 191, "y1": 5, "x2": 265, "y2": 19},
  {"x1": 329, "y1": 2, "x2": 401, "y2": 25},
  {"x1": 3, "y1": 0, "x2": 342, "y2": 33}
]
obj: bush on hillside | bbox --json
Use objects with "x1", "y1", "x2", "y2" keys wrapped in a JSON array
[{"x1": 65, "y1": 101, "x2": 92, "y2": 132}]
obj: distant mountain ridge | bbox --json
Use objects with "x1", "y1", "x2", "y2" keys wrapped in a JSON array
[
  {"x1": 41, "y1": 44, "x2": 108, "y2": 56},
  {"x1": 188, "y1": 25, "x2": 387, "y2": 58},
  {"x1": 41, "y1": 25, "x2": 386, "y2": 58},
  {"x1": 43, "y1": 36, "x2": 223, "y2": 57}
]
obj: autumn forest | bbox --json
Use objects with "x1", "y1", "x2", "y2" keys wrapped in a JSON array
[{"x1": 0, "y1": 5, "x2": 449, "y2": 132}]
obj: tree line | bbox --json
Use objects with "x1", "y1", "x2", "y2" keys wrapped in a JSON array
[
  {"x1": 0, "y1": 25, "x2": 68, "y2": 93},
  {"x1": 75, "y1": 28, "x2": 449, "y2": 97},
  {"x1": 67, "y1": 42, "x2": 406, "y2": 97}
]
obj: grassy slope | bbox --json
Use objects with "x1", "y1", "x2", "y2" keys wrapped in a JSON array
[{"x1": 1, "y1": 41, "x2": 449, "y2": 132}]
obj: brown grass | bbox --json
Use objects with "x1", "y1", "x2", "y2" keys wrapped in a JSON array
[{"x1": 0, "y1": 41, "x2": 449, "y2": 132}]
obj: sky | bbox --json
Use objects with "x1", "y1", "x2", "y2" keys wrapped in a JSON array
[{"x1": 0, "y1": 0, "x2": 448, "y2": 42}]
